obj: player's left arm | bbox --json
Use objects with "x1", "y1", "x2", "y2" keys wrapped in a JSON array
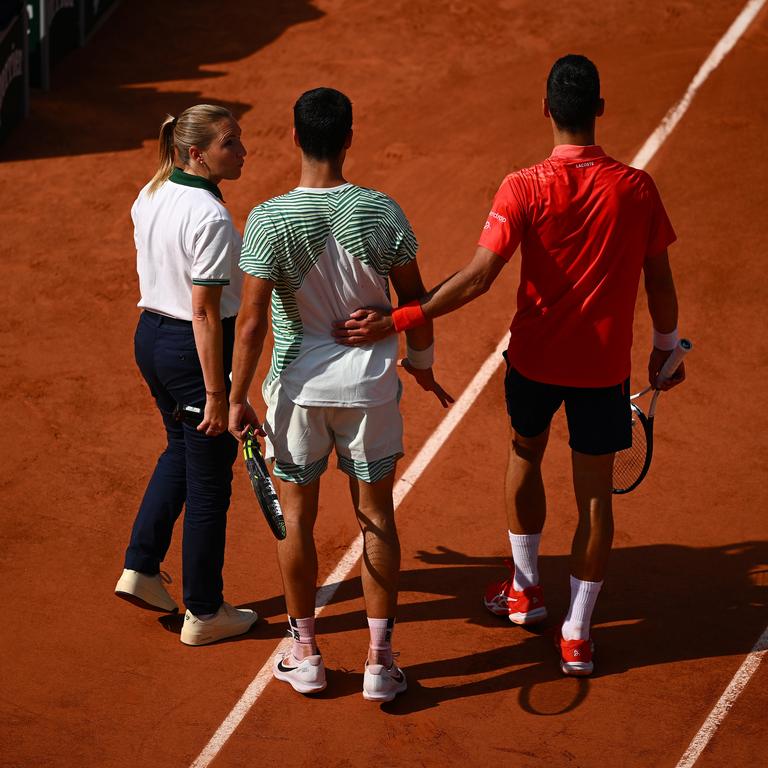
[
  {"x1": 229, "y1": 274, "x2": 273, "y2": 439},
  {"x1": 643, "y1": 249, "x2": 685, "y2": 391}
]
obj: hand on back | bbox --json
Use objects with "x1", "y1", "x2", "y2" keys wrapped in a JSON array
[{"x1": 332, "y1": 308, "x2": 394, "y2": 345}]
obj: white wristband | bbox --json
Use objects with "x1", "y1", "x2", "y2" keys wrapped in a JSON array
[
  {"x1": 653, "y1": 327, "x2": 679, "y2": 351},
  {"x1": 406, "y1": 341, "x2": 434, "y2": 370}
]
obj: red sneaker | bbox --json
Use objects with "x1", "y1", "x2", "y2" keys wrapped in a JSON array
[
  {"x1": 555, "y1": 629, "x2": 595, "y2": 676},
  {"x1": 483, "y1": 559, "x2": 547, "y2": 625}
]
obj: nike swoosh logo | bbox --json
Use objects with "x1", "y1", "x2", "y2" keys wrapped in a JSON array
[
  {"x1": 277, "y1": 659, "x2": 297, "y2": 673},
  {"x1": 391, "y1": 669, "x2": 404, "y2": 683}
]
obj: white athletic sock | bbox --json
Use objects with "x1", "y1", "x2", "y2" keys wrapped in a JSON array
[
  {"x1": 509, "y1": 531, "x2": 541, "y2": 590},
  {"x1": 561, "y1": 575, "x2": 603, "y2": 641}
]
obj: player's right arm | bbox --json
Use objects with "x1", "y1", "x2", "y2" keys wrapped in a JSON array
[
  {"x1": 334, "y1": 173, "x2": 520, "y2": 345},
  {"x1": 389, "y1": 260, "x2": 454, "y2": 408},
  {"x1": 643, "y1": 249, "x2": 685, "y2": 391},
  {"x1": 231, "y1": 205, "x2": 280, "y2": 439},
  {"x1": 421, "y1": 246, "x2": 506, "y2": 317},
  {"x1": 335, "y1": 246, "x2": 506, "y2": 344},
  {"x1": 229, "y1": 274, "x2": 273, "y2": 440}
]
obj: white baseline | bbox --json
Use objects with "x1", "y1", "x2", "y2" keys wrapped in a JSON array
[
  {"x1": 674, "y1": 626, "x2": 768, "y2": 768},
  {"x1": 190, "y1": 1, "x2": 767, "y2": 765}
]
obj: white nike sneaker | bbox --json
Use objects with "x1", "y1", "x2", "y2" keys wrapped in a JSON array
[
  {"x1": 362, "y1": 659, "x2": 407, "y2": 702},
  {"x1": 180, "y1": 602, "x2": 257, "y2": 646},
  {"x1": 115, "y1": 568, "x2": 178, "y2": 613},
  {"x1": 273, "y1": 652, "x2": 327, "y2": 694}
]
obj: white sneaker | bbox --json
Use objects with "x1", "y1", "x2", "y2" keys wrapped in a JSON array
[
  {"x1": 273, "y1": 652, "x2": 327, "y2": 694},
  {"x1": 180, "y1": 602, "x2": 257, "y2": 646},
  {"x1": 115, "y1": 568, "x2": 178, "y2": 613},
  {"x1": 362, "y1": 659, "x2": 407, "y2": 702}
]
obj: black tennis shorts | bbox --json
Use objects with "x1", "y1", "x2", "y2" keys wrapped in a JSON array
[{"x1": 503, "y1": 362, "x2": 632, "y2": 456}]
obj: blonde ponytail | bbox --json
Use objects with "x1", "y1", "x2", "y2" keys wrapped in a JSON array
[
  {"x1": 147, "y1": 105, "x2": 233, "y2": 194},
  {"x1": 148, "y1": 114, "x2": 176, "y2": 193}
]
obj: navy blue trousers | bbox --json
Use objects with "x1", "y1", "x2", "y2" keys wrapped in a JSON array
[{"x1": 125, "y1": 311, "x2": 238, "y2": 615}]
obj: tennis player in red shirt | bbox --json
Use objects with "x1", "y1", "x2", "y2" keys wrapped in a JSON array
[{"x1": 333, "y1": 55, "x2": 686, "y2": 676}]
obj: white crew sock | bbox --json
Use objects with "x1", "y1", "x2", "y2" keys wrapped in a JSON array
[
  {"x1": 562, "y1": 575, "x2": 603, "y2": 641},
  {"x1": 508, "y1": 531, "x2": 541, "y2": 590}
]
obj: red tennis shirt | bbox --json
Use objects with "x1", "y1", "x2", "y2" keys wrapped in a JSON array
[{"x1": 478, "y1": 144, "x2": 676, "y2": 387}]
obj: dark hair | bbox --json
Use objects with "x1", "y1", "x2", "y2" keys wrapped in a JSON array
[
  {"x1": 293, "y1": 87, "x2": 352, "y2": 160},
  {"x1": 546, "y1": 55, "x2": 600, "y2": 132}
]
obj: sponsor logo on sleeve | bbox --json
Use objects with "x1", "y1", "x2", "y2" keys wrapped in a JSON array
[{"x1": 484, "y1": 210, "x2": 506, "y2": 230}]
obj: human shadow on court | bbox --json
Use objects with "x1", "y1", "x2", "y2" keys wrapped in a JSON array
[
  {"x1": 0, "y1": 0, "x2": 324, "y2": 160},
  {"x1": 251, "y1": 540, "x2": 768, "y2": 712}
]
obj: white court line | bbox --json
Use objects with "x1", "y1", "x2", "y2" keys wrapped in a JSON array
[
  {"x1": 675, "y1": 626, "x2": 768, "y2": 768},
  {"x1": 632, "y1": 0, "x2": 767, "y2": 169},
  {"x1": 190, "y1": 1, "x2": 766, "y2": 765}
]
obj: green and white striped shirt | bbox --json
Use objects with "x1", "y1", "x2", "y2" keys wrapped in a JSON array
[{"x1": 240, "y1": 183, "x2": 417, "y2": 407}]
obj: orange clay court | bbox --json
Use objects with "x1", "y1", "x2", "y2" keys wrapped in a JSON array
[{"x1": 1, "y1": 1, "x2": 767, "y2": 766}]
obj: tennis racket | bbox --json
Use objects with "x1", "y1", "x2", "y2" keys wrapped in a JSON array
[
  {"x1": 612, "y1": 338, "x2": 693, "y2": 494},
  {"x1": 243, "y1": 426, "x2": 286, "y2": 540}
]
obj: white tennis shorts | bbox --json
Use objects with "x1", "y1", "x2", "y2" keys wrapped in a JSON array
[{"x1": 262, "y1": 377, "x2": 403, "y2": 484}]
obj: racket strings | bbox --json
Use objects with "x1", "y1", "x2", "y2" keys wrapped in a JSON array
[{"x1": 613, "y1": 411, "x2": 649, "y2": 492}]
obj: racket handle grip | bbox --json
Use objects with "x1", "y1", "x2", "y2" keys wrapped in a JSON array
[{"x1": 658, "y1": 338, "x2": 693, "y2": 384}]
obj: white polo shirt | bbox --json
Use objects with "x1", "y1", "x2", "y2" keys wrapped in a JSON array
[{"x1": 133, "y1": 168, "x2": 242, "y2": 321}]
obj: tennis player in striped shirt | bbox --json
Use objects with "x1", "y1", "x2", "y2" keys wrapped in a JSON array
[{"x1": 229, "y1": 88, "x2": 451, "y2": 701}]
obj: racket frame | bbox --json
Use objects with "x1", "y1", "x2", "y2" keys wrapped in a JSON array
[
  {"x1": 612, "y1": 338, "x2": 692, "y2": 495},
  {"x1": 612, "y1": 403, "x2": 654, "y2": 494},
  {"x1": 243, "y1": 427, "x2": 287, "y2": 540}
]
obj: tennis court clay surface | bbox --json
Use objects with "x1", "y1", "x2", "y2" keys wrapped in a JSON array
[{"x1": 2, "y1": 1, "x2": 767, "y2": 766}]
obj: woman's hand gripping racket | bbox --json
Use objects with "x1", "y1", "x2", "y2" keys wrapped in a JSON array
[
  {"x1": 612, "y1": 338, "x2": 693, "y2": 494},
  {"x1": 243, "y1": 427, "x2": 286, "y2": 540}
]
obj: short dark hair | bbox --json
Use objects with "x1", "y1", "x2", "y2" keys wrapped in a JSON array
[
  {"x1": 293, "y1": 87, "x2": 352, "y2": 160},
  {"x1": 546, "y1": 55, "x2": 600, "y2": 132}
]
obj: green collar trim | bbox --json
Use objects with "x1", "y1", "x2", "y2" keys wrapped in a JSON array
[{"x1": 169, "y1": 168, "x2": 223, "y2": 201}]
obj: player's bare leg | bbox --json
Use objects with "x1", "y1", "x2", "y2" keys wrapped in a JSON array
[
  {"x1": 270, "y1": 477, "x2": 327, "y2": 693},
  {"x1": 348, "y1": 472, "x2": 400, "y2": 665},
  {"x1": 484, "y1": 427, "x2": 549, "y2": 622},
  {"x1": 276, "y1": 477, "x2": 321, "y2": 653},
  {"x1": 569, "y1": 450, "x2": 614, "y2": 582},
  {"x1": 506, "y1": 427, "x2": 549, "y2": 535},
  {"x1": 558, "y1": 449, "x2": 614, "y2": 666}
]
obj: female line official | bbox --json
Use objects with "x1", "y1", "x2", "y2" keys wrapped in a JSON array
[{"x1": 114, "y1": 104, "x2": 258, "y2": 646}]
